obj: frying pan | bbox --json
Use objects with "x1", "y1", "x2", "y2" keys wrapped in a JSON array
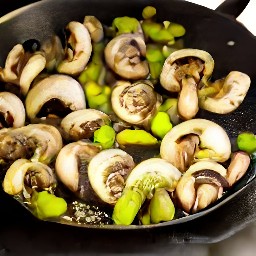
[{"x1": 0, "y1": 0, "x2": 256, "y2": 252}]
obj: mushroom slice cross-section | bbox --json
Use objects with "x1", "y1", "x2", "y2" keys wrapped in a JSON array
[
  {"x1": 88, "y1": 148, "x2": 135, "y2": 205},
  {"x1": 3, "y1": 158, "x2": 56, "y2": 197},
  {"x1": 83, "y1": 16, "x2": 104, "y2": 43},
  {"x1": 160, "y1": 49, "x2": 214, "y2": 120},
  {"x1": 104, "y1": 33, "x2": 149, "y2": 80},
  {"x1": 160, "y1": 119, "x2": 231, "y2": 172},
  {"x1": 57, "y1": 21, "x2": 92, "y2": 76},
  {"x1": 0, "y1": 44, "x2": 46, "y2": 96},
  {"x1": 55, "y1": 141, "x2": 102, "y2": 201},
  {"x1": 0, "y1": 124, "x2": 63, "y2": 165},
  {"x1": 199, "y1": 71, "x2": 251, "y2": 114},
  {"x1": 25, "y1": 74, "x2": 86, "y2": 121},
  {"x1": 0, "y1": 92, "x2": 25, "y2": 128},
  {"x1": 61, "y1": 109, "x2": 111, "y2": 141},
  {"x1": 175, "y1": 161, "x2": 228, "y2": 213},
  {"x1": 111, "y1": 80, "x2": 162, "y2": 128}
]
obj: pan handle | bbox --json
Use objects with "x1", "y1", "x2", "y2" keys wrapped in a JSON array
[{"x1": 215, "y1": 0, "x2": 250, "y2": 18}]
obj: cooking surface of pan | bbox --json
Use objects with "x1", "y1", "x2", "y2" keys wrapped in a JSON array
[{"x1": 0, "y1": 0, "x2": 256, "y2": 249}]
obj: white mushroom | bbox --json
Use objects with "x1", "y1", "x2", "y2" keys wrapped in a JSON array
[
  {"x1": 57, "y1": 21, "x2": 92, "y2": 75},
  {"x1": 175, "y1": 161, "x2": 228, "y2": 213},
  {"x1": 199, "y1": 71, "x2": 251, "y2": 114},
  {"x1": 0, "y1": 92, "x2": 25, "y2": 128},
  {"x1": 60, "y1": 109, "x2": 111, "y2": 141},
  {"x1": 111, "y1": 80, "x2": 162, "y2": 128},
  {"x1": 160, "y1": 49, "x2": 214, "y2": 120},
  {"x1": 88, "y1": 148, "x2": 135, "y2": 204},
  {"x1": 55, "y1": 141, "x2": 101, "y2": 200},
  {"x1": 25, "y1": 74, "x2": 86, "y2": 120},
  {"x1": 0, "y1": 124, "x2": 63, "y2": 165},
  {"x1": 3, "y1": 158, "x2": 56, "y2": 197},
  {"x1": 0, "y1": 44, "x2": 46, "y2": 96},
  {"x1": 160, "y1": 119, "x2": 231, "y2": 172},
  {"x1": 104, "y1": 33, "x2": 149, "y2": 79},
  {"x1": 83, "y1": 16, "x2": 104, "y2": 43}
]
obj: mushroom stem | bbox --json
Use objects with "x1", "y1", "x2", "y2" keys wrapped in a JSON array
[
  {"x1": 178, "y1": 77, "x2": 199, "y2": 120},
  {"x1": 226, "y1": 151, "x2": 250, "y2": 186}
]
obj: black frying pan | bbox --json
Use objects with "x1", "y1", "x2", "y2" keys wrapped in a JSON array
[{"x1": 0, "y1": 0, "x2": 256, "y2": 252}]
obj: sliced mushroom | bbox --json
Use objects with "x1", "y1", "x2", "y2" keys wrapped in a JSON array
[
  {"x1": 55, "y1": 141, "x2": 101, "y2": 201},
  {"x1": 175, "y1": 161, "x2": 228, "y2": 213},
  {"x1": 57, "y1": 21, "x2": 92, "y2": 75},
  {"x1": 88, "y1": 148, "x2": 135, "y2": 204},
  {"x1": 0, "y1": 44, "x2": 46, "y2": 96},
  {"x1": 0, "y1": 124, "x2": 63, "y2": 165},
  {"x1": 199, "y1": 71, "x2": 251, "y2": 114},
  {"x1": 60, "y1": 109, "x2": 111, "y2": 141},
  {"x1": 226, "y1": 151, "x2": 251, "y2": 186},
  {"x1": 40, "y1": 35, "x2": 65, "y2": 71},
  {"x1": 160, "y1": 119, "x2": 231, "y2": 172},
  {"x1": 104, "y1": 33, "x2": 149, "y2": 79},
  {"x1": 3, "y1": 158, "x2": 56, "y2": 197},
  {"x1": 111, "y1": 80, "x2": 162, "y2": 128},
  {"x1": 0, "y1": 92, "x2": 25, "y2": 128},
  {"x1": 25, "y1": 74, "x2": 86, "y2": 121},
  {"x1": 160, "y1": 49, "x2": 214, "y2": 120},
  {"x1": 83, "y1": 16, "x2": 104, "y2": 43},
  {"x1": 112, "y1": 158, "x2": 181, "y2": 225}
]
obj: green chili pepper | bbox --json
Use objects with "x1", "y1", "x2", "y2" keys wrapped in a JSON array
[
  {"x1": 30, "y1": 191, "x2": 67, "y2": 220},
  {"x1": 237, "y1": 132, "x2": 256, "y2": 154},
  {"x1": 94, "y1": 125, "x2": 116, "y2": 149},
  {"x1": 151, "y1": 112, "x2": 173, "y2": 139},
  {"x1": 116, "y1": 129, "x2": 158, "y2": 146}
]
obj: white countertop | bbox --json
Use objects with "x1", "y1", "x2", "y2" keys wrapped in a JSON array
[{"x1": 186, "y1": 0, "x2": 256, "y2": 35}]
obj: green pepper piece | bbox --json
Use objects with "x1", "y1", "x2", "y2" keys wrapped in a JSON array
[
  {"x1": 167, "y1": 22, "x2": 186, "y2": 37},
  {"x1": 146, "y1": 45, "x2": 165, "y2": 63},
  {"x1": 151, "y1": 112, "x2": 173, "y2": 139},
  {"x1": 112, "y1": 16, "x2": 140, "y2": 35},
  {"x1": 237, "y1": 132, "x2": 256, "y2": 154},
  {"x1": 149, "y1": 188, "x2": 175, "y2": 224},
  {"x1": 30, "y1": 191, "x2": 67, "y2": 219},
  {"x1": 142, "y1": 6, "x2": 156, "y2": 19},
  {"x1": 113, "y1": 171, "x2": 171, "y2": 225},
  {"x1": 116, "y1": 129, "x2": 158, "y2": 146},
  {"x1": 149, "y1": 28, "x2": 175, "y2": 44},
  {"x1": 112, "y1": 188, "x2": 143, "y2": 225},
  {"x1": 94, "y1": 125, "x2": 116, "y2": 149}
]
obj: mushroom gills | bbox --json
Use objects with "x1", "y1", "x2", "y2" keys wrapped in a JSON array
[
  {"x1": 60, "y1": 109, "x2": 111, "y2": 141},
  {"x1": 111, "y1": 80, "x2": 162, "y2": 129},
  {"x1": 88, "y1": 148, "x2": 135, "y2": 205},
  {"x1": 175, "y1": 161, "x2": 227, "y2": 213}
]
